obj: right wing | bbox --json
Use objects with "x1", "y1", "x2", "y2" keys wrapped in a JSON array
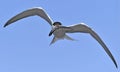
[
  {"x1": 65, "y1": 23, "x2": 118, "y2": 68},
  {"x1": 4, "y1": 7, "x2": 53, "y2": 27}
]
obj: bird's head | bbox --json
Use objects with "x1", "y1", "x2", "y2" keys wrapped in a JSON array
[{"x1": 53, "y1": 22, "x2": 62, "y2": 27}]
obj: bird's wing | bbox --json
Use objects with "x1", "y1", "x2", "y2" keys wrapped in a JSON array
[
  {"x1": 4, "y1": 7, "x2": 53, "y2": 27},
  {"x1": 65, "y1": 23, "x2": 117, "y2": 68}
]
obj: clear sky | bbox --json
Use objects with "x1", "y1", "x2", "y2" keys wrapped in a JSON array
[{"x1": 0, "y1": 0, "x2": 120, "y2": 72}]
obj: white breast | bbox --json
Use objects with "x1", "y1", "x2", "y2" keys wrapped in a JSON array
[{"x1": 53, "y1": 28, "x2": 66, "y2": 38}]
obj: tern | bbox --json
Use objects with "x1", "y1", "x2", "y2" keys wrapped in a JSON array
[{"x1": 4, "y1": 7, "x2": 117, "y2": 68}]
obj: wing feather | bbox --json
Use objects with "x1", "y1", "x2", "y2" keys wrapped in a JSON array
[
  {"x1": 4, "y1": 7, "x2": 53, "y2": 27},
  {"x1": 66, "y1": 23, "x2": 118, "y2": 68}
]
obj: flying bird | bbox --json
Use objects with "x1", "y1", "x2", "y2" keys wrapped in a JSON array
[{"x1": 4, "y1": 7, "x2": 118, "y2": 68}]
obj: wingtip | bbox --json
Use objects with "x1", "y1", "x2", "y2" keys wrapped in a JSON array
[
  {"x1": 115, "y1": 64, "x2": 118, "y2": 69},
  {"x1": 3, "y1": 23, "x2": 8, "y2": 28},
  {"x1": 3, "y1": 24, "x2": 7, "y2": 28},
  {"x1": 4, "y1": 21, "x2": 11, "y2": 27}
]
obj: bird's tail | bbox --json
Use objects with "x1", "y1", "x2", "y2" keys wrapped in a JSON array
[
  {"x1": 50, "y1": 36, "x2": 60, "y2": 45},
  {"x1": 64, "y1": 35, "x2": 75, "y2": 41},
  {"x1": 50, "y1": 35, "x2": 75, "y2": 45}
]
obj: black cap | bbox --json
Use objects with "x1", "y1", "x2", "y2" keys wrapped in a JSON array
[{"x1": 53, "y1": 22, "x2": 62, "y2": 26}]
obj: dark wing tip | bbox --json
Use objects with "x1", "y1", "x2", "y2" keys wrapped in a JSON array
[
  {"x1": 115, "y1": 63, "x2": 118, "y2": 69},
  {"x1": 3, "y1": 24, "x2": 7, "y2": 28},
  {"x1": 4, "y1": 23, "x2": 9, "y2": 27}
]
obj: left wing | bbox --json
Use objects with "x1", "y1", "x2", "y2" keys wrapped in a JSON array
[
  {"x1": 65, "y1": 23, "x2": 118, "y2": 68},
  {"x1": 4, "y1": 7, "x2": 53, "y2": 27}
]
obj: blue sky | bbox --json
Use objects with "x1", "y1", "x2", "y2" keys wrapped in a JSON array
[{"x1": 0, "y1": 0, "x2": 120, "y2": 72}]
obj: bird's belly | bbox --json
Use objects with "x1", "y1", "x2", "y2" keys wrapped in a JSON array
[{"x1": 53, "y1": 29, "x2": 65, "y2": 38}]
